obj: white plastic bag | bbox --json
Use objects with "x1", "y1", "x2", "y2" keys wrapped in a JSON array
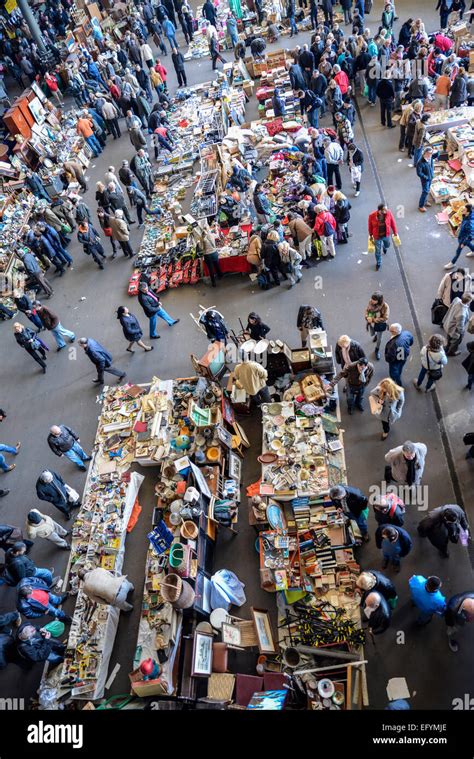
[{"x1": 210, "y1": 569, "x2": 246, "y2": 611}]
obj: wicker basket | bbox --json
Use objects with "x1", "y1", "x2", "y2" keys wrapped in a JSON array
[{"x1": 207, "y1": 673, "x2": 235, "y2": 702}]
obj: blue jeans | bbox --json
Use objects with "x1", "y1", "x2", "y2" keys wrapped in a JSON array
[
  {"x1": 416, "y1": 366, "x2": 435, "y2": 390},
  {"x1": 229, "y1": 31, "x2": 239, "y2": 46},
  {"x1": 308, "y1": 108, "x2": 319, "y2": 128},
  {"x1": 375, "y1": 236, "x2": 390, "y2": 266},
  {"x1": 64, "y1": 441, "x2": 88, "y2": 469},
  {"x1": 85, "y1": 134, "x2": 102, "y2": 156},
  {"x1": 451, "y1": 240, "x2": 474, "y2": 264},
  {"x1": 24, "y1": 312, "x2": 43, "y2": 330},
  {"x1": 166, "y1": 33, "x2": 178, "y2": 48},
  {"x1": 419, "y1": 181, "x2": 431, "y2": 209},
  {"x1": 346, "y1": 384, "x2": 365, "y2": 412},
  {"x1": 416, "y1": 610, "x2": 433, "y2": 625},
  {"x1": 413, "y1": 146, "x2": 423, "y2": 166},
  {"x1": 367, "y1": 79, "x2": 377, "y2": 104},
  {"x1": 349, "y1": 510, "x2": 368, "y2": 536},
  {"x1": 149, "y1": 307, "x2": 176, "y2": 336},
  {"x1": 51, "y1": 323, "x2": 76, "y2": 349},
  {"x1": 389, "y1": 360, "x2": 406, "y2": 387},
  {"x1": 34, "y1": 568, "x2": 54, "y2": 585},
  {"x1": 0, "y1": 444, "x2": 17, "y2": 472},
  {"x1": 289, "y1": 14, "x2": 297, "y2": 33},
  {"x1": 53, "y1": 246, "x2": 73, "y2": 266}
]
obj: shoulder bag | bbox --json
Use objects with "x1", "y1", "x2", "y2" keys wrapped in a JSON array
[{"x1": 426, "y1": 350, "x2": 442, "y2": 381}]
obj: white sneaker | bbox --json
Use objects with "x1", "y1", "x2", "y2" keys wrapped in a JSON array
[
  {"x1": 354, "y1": 191, "x2": 360, "y2": 197},
  {"x1": 466, "y1": 252, "x2": 474, "y2": 257},
  {"x1": 444, "y1": 262, "x2": 455, "y2": 269}
]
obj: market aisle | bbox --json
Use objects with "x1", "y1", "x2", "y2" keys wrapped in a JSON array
[{"x1": 0, "y1": 0, "x2": 473, "y2": 708}]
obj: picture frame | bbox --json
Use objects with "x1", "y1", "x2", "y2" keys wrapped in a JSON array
[
  {"x1": 228, "y1": 451, "x2": 242, "y2": 482},
  {"x1": 191, "y1": 631, "x2": 213, "y2": 677},
  {"x1": 251, "y1": 607, "x2": 276, "y2": 655},
  {"x1": 221, "y1": 622, "x2": 242, "y2": 647}
]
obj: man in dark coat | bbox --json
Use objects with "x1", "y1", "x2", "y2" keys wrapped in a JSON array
[
  {"x1": 417, "y1": 504, "x2": 468, "y2": 558},
  {"x1": 288, "y1": 61, "x2": 306, "y2": 91},
  {"x1": 335, "y1": 335, "x2": 366, "y2": 368},
  {"x1": 362, "y1": 591, "x2": 391, "y2": 635},
  {"x1": 330, "y1": 484, "x2": 370, "y2": 541},
  {"x1": 373, "y1": 494, "x2": 405, "y2": 527},
  {"x1": 16, "y1": 622, "x2": 65, "y2": 666},
  {"x1": 171, "y1": 47, "x2": 187, "y2": 87},
  {"x1": 0, "y1": 611, "x2": 21, "y2": 670},
  {"x1": 357, "y1": 570, "x2": 398, "y2": 608},
  {"x1": 202, "y1": 0, "x2": 217, "y2": 26},
  {"x1": 385, "y1": 323, "x2": 414, "y2": 386},
  {"x1": 376, "y1": 72, "x2": 396, "y2": 128},
  {"x1": 36, "y1": 469, "x2": 81, "y2": 519},
  {"x1": 3, "y1": 542, "x2": 54, "y2": 587},
  {"x1": 78, "y1": 338, "x2": 126, "y2": 385},
  {"x1": 445, "y1": 592, "x2": 474, "y2": 652}
]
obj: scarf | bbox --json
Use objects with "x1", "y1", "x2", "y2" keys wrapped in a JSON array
[{"x1": 406, "y1": 456, "x2": 416, "y2": 486}]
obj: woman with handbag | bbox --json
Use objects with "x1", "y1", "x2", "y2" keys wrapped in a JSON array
[
  {"x1": 369, "y1": 378, "x2": 405, "y2": 440},
  {"x1": 116, "y1": 307, "x2": 153, "y2": 353},
  {"x1": 365, "y1": 291, "x2": 390, "y2": 361},
  {"x1": 97, "y1": 207, "x2": 117, "y2": 258},
  {"x1": 13, "y1": 323, "x2": 48, "y2": 374},
  {"x1": 413, "y1": 334, "x2": 447, "y2": 393}
]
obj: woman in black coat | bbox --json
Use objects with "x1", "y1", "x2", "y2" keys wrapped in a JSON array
[
  {"x1": 246, "y1": 312, "x2": 270, "y2": 341},
  {"x1": 13, "y1": 323, "x2": 47, "y2": 373},
  {"x1": 450, "y1": 72, "x2": 468, "y2": 108},
  {"x1": 262, "y1": 230, "x2": 288, "y2": 286},
  {"x1": 117, "y1": 306, "x2": 154, "y2": 353},
  {"x1": 417, "y1": 504, "x2": 469, "y2": 558}
]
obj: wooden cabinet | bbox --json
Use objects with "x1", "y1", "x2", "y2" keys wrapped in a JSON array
[{"x1": 3, "y1": 107, "x2": 32, "y2": 139}]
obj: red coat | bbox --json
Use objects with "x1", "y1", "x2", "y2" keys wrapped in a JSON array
[
  {"x1": 314, "y1": 210, "x2": 336, "y2": 236},
  {"x1": 368, "y1": 209, "x2": 398, "y2": 240},
  {"x1": 334, "y1": 70, "x2": 349, "y2": 95}
]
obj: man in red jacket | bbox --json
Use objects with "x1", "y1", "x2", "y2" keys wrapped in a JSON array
[{"x1": 368, "y1": 203, "x2": 398, "y2": 271}]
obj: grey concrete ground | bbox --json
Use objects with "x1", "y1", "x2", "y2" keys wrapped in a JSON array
[{"x1": 0, "y1": 0, "x2": 473, "y2": 709}]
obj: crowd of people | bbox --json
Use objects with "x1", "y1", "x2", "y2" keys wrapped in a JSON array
[{"x1": 0, "y1": 0, "x2": 473, "y2": 693}]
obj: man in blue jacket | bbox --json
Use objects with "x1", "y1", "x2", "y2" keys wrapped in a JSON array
[
  {"x1": 409, "y1": 574, "x2": 446, "y2": 626},
  {"x1": 417, "y1": 146, "x2": 436, "y2": 213},
  {"x1": 384, "y1": 322, "x2": 414, "y2": 387},
  {"x1": 78, "y1": 337, "x2": 126, "y2": 385},
  {"x1": 375, "y1": 524, "x2": 412, "y2": 572},
  {"x1": 17, "y1": 577, "x2": 71, "y2": 624},
  {"x1": 17, "y1": 249, "x2": 54, "y2": 298}
]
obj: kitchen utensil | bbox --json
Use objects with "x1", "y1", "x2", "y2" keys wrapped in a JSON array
[
  {"x1": 206, "y1": 446, "x2": 220, "y2": 462},
  {"x1": 318, "y1": 679, "x2": 335, "y2": 698},
  {"x1": 258, "y1": 452, "x2": 278, "y2": 464},
  {"x1": 241, "y1": 338, "x2": 257, "y2": 352}
]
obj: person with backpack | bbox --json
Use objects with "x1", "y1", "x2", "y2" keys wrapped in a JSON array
[
  {"x1": 444, "y1": 204, "x2": 474, "y2": 268},
  {"x1": 2, "y1": 542, "x2": 56, "y2": 587},
  {"x1": 313, "y1": 204, "x2": 337, "y2": 258},
  {"x1": 372, "y1": 494, "x2": 406, "y2": 527},
  {"x1": 333, "y1": 191, "x2": 351, "y2": 243},
  {"x1": 365, "y1": 291, "x2": 389, "y2": 360}
]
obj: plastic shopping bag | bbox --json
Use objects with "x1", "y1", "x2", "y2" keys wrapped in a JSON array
[
  {"x1": 392, "y1": 234, "x2": 401, "y2": 247},
  {"x1": 210, "y1": 569, "x2": 246, "y2": 610},
  {"x1": 367, "y1": 236, "x2": 375, "y2": 254}
]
